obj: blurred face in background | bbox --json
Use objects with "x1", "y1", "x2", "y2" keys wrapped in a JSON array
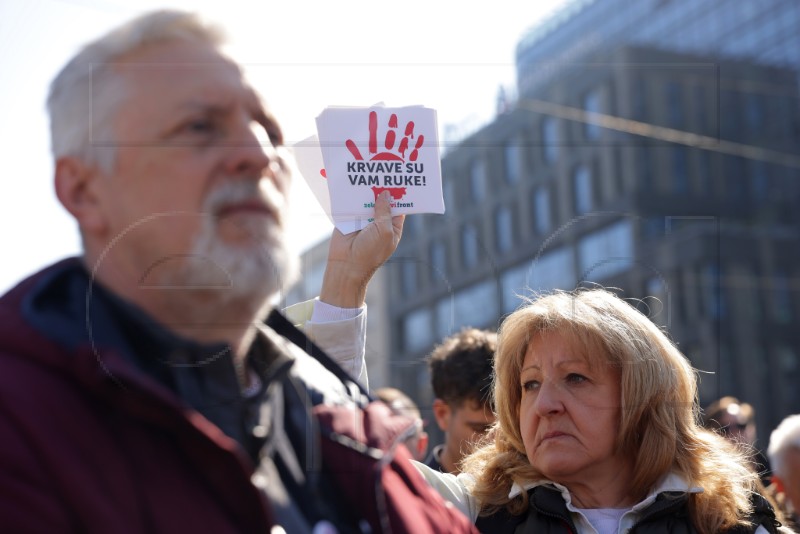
[
  {"x1": 717, "y1": 405, "x2": 757, "y2": 447},
  {"x1": 433, "y1": 398, "x2": 495, "y2": 472}
]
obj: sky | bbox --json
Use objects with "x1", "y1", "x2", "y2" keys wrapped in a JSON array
[{"x1": 0, "y1": 0, "x2": 571, "y2": 293}]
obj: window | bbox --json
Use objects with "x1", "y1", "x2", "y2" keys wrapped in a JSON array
[
  {"x1": 402, "y1": 212, "x2": 421, "y2": 237},
  {"x1": 573, "y1": 165, "x2": 593, "y2": 214},
  {"x1": 577, "y1": 220, "x2": 634, "y2": 282},
  {"x1": 702, "y1": 263, "x2": 726, "y2": 319},
  {"x1": 534, "y1": 187, "x2": 552, "y2": 234},
  {"x1": 500, "y1": 264, "x2": 527, "y2": 313},
  {"x1": 403, "y1": 308, "x2": 434, "y2": 353},
  {"x1": 501, "y1": 247, "x2": 576, "y2": 312},
  {"x1": 637, "y1": 148, "x2": 653, "y2": 193},
  {"x1": 611, "y1": 147, "x2": 625, "y2": 195},
  {"x1": 695, "y1": 149, "x2": 712, "y2": 195},
  {"x1": 750, "y1": 160, "x2": 769, "y2": 200},
  {"x1": 443, "y1": 177, "x2": 456, "y2": 214},
  {"x1": 672, "y1": 146, "x2": 689, "y2": 194},
  {"x1": 435, "y1": 297, "x2": 454, "y2": 340},
  {"x1": 632, "y1": 76, "x2": 646, "y2": 121},
  {"x1": 461, "y1": 224, "x2": 479, "y2": 268},
  {"x1": 453, "y1": 281, "x2": 498, "y2": 330},
  {"x1": 436, "y1": 282, "x2": 498, "y2": 335},
  {"x1": 771, "y1": 271, "x2": 792, "y2": 324},
  {"x1": 495, "y1": 206, "x2": 513, "y2": 253},
  {"x1": 645, "y1": 276, "x2": 669, "y2": 326},
  {"x1": 504, "y1": 141, "x2": 521, "y2": 183},
  {"x1": 470, "y1": 159, "x2": 486, "y2": 202},
  {"x1": 542, "y1": 117, "x2": 559, "y2": 164},
  {"x1": 583, "y1": 89, "x2": 602, "y2": 140},
  {"x1": 720, "y1": 90, "x2": 739, "y2": 140},
  {"x1": 430, "y1": 241, "x2": 447, "y2": 278},
  {"x1": 693, "y1": 84, "x2": 710, "y2": 135},
  {"x1": 724, "y1": 156, "x2": 746, "y2": 199},
  {"x1": 745, "y1": 93, "x2": 764, "y2": 130},
  {"x1": 776, "y1": 346, "x2": 800, "y2": 407},
  {"x1": 401, "y1": 260, "x2": 418, "y2": 294},
  {"x1": 528, "y1": 247, "x2": 576, "y2": 292},
  {"x1": 666, "y1": 82, "x2": 683, "y2": 128}
]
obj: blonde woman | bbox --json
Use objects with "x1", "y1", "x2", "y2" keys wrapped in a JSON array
[{"x1": 416, "y1": 288, "x2": 790, "y2": 533}]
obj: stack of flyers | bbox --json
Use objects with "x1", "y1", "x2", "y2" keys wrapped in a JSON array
[{"x1": 293, "y1": 105, "x2": 445, "y2": 234}]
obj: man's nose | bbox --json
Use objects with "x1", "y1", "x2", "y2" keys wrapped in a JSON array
[{"x1": 223, "y1": 119, "x2": 276, "y2": 178}]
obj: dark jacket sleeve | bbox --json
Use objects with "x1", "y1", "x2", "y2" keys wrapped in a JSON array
[{"x1": 0, "y1": 407, "x2": 73, "y2": 533}]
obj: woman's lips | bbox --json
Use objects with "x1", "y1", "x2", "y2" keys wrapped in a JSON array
[{"x1": 541, "y1": 431, "x2": 569, "y2": 442}]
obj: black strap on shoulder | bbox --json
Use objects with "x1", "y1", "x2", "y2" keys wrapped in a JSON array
[
  {"x1": 746, "y1": 492, "x2": 781, "y2": 534},
  {"x1": 724, "y1": 492, "x2": 781, "y2": 534},
  {"x1": 265, "y1": 309, "x2": 372, "y2": 399}
]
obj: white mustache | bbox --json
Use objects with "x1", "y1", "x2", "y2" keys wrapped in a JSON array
[{"x1": 202, "y1": 179, "x2": 285, "y2": 223}]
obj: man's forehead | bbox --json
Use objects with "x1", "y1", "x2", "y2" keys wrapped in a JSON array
[
  {"x1": 114, "y1": 60, "x2": 265, "y2": 112},
  {"x1": 455, "y1": 399, "x2": 493, "y2": 416},
  {"x1": 110, "y1": 41, "x2": 247, "y2": 88}
]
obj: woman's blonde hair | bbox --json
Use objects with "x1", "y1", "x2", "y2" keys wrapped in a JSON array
[{"x1": 462, "y1": 288, "x2": 760, "y2": 534}]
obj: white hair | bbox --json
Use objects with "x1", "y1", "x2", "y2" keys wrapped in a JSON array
[
  {"x1": 767, "y1": 414, "x2": 800, "y2": 479},
  {"x1": 46, "y1": 10, "x2": 225, "y2": 171}
]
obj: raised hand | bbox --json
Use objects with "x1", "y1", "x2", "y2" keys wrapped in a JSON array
[{"x1": 319, "y1": 191, "x2": 405, "y2": 308}]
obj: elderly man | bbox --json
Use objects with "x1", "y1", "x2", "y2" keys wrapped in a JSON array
[
  {"x1": 0, "y1": 10, "x2": 475, "y2": 534},
  {"x1": 768, "y1": 414, "x2": 800, "y2": 528}
]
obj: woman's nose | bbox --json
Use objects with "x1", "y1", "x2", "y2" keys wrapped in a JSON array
[{"x1": 534, "y1": 380, "x2": 565, "y2": 417}]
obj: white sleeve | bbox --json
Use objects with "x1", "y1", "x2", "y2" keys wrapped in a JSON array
[
  {"x1": 411, "y1": 461, "x2": 480, "y2": 523},
  {"x1": 282, "y1": 298, "x2": 368, "y2": 390}
]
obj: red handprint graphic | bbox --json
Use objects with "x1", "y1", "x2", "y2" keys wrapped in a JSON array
[{"x1": 346, "y1": 111, "x2": 425, "y2": 162}]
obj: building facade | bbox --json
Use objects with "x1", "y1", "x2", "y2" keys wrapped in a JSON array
[
  {"x1": 516, "y1": 0, "x2": 800, "y2": 98},
  {"x1": 388, "y1": 31, "x2": 800, "y2": 446}
]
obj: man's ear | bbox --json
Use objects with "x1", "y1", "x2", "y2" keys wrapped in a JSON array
[
  {"x1": 54, "y1": 156, "x2": 107, "y2": 235},
  {"x1": 432, "y1": 398, "x2": 451, "y2": 433}
]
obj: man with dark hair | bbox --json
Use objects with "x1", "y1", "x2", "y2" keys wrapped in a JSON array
[{"x1": 426, "y1": 327, "x2": 496, "y2": 473}]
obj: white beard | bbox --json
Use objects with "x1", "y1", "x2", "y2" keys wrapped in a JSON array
[{"x1": 166, "y1": 179, "x2": 300, "y2": 311}]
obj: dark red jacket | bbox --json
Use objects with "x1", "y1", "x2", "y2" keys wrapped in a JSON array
[
  {"x1": 0, "y1": 261, "x2": 274, "y2": 532},
  {"x1": 0, "y1": 260, "x2": 479, "y2": 534}
]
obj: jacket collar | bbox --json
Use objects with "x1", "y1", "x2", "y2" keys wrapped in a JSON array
[{"x1": 509, "y1": 471, "x2": 703, "y2": 506}]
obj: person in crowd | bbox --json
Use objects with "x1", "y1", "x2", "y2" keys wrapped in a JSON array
[
  {"x1": 704, "y1": 397, "x2": 758, "y2": 446},
  {"x1": 375, "y1": 386, "x2": 429, "y2": 461},
  {"x1": 0, "y1": 10, "x2": 477, "y2": 533},
  {"x1": 426, "y1": 327, "x2": 496, "y2": 473},
  {"x1": 416, "y1": 288, "x2": 789, "y2": 533},
  {"x1": 704, "y1": 396, "x2": 771, "y2": 482},
  {"x1": 767, "y1": 414, "x2": 800, "y2": 529}
]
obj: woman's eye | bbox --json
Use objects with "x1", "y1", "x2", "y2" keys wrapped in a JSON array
[
  {"x1": 522, "y1": 380, "x2": 540, "y2": 392},
  {"x1": 566, "y1": 373, "x2": 587, "y2": 384}
]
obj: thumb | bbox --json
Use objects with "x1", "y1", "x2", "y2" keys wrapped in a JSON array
[{"x1": 374, "y1": 191, "x2": 394, "y2": 228}]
